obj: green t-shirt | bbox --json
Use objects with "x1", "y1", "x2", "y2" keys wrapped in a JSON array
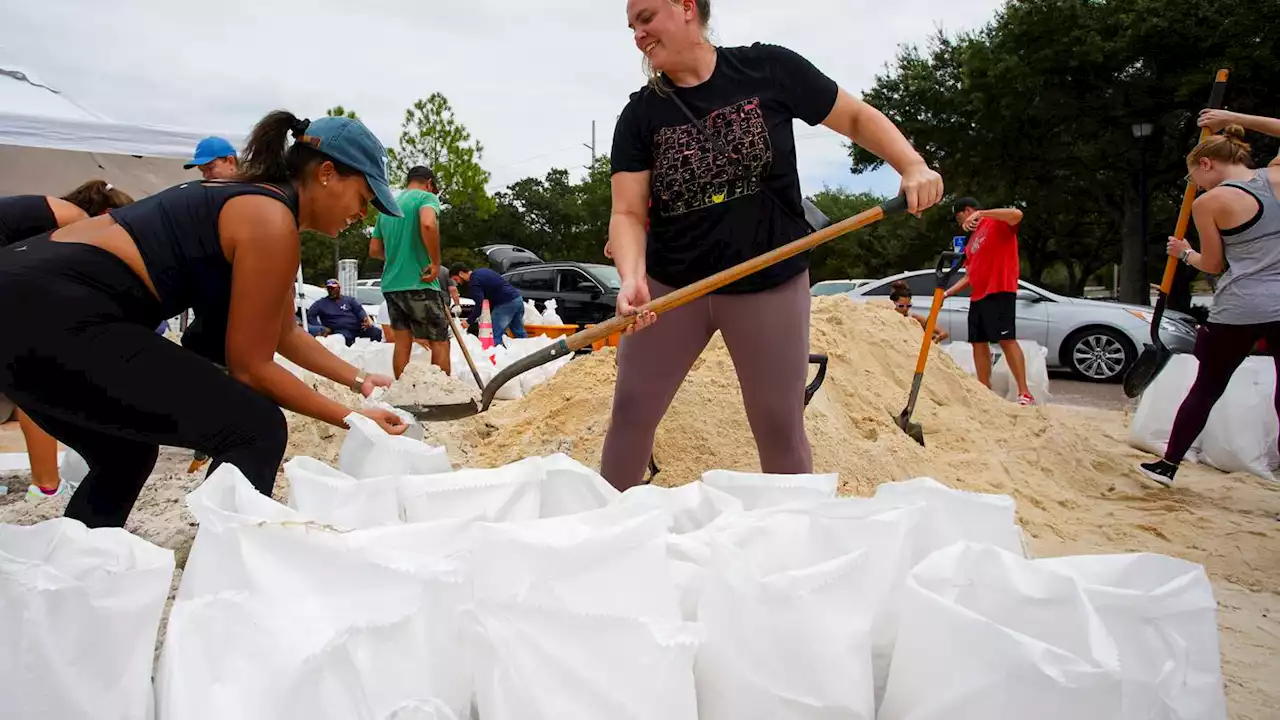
[{"x1": 374, "y1": 189, "x2": 443, "y2": 293}]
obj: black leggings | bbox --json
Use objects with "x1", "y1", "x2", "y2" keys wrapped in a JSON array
[
  {"x1": 1165, "y1": 321, "x2": 1280, "y2": 465},
  {"x1": 0, "y1": 240, "x2": 287, "y2": 527}
]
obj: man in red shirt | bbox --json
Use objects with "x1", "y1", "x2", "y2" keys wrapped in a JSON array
[{"x1": 944, "y1": 197, "x2": 1034, "y2": 406}]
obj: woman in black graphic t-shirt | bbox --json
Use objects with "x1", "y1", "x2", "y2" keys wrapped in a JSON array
[{"x1": 601, "y1": 0, "x2": 944, "y2": 490}]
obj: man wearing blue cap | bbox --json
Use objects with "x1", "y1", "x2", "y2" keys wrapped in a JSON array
[{"x1": 183, "y1": 136, "x2": 239, "y2": 180}]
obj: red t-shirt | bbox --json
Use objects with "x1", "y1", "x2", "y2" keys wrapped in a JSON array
[{"x1": 964, "y1": 217, "x2": 1020, "y2": 301}]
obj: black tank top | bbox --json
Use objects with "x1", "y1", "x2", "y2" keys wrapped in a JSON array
[
  {"x1": 0, "y1": 195, "x2": 58, "y2": 248},
  {"x1": 108, "y1": 180, "x2": 300, "y2": 320}
]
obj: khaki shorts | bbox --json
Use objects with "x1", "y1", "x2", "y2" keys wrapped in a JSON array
[{"x1": 383, "y1": 288, "x2": 449, "y2": 342}]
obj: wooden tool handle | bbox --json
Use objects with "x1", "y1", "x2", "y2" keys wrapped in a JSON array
[
  {"x1": 1160, "y1": 68, "x2": 1230, "y2": 294},
  {"x1": 559, "y1": 193, "x2": 910, "y2": 353}
]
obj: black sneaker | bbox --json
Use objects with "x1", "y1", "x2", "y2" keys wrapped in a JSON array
[{"x1": 1138, "y1": 460, "x2": 1178, "y2": 488}]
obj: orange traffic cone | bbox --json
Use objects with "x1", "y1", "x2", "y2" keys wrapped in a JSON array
[{"x1": 479, "y1": 299, "x2": 494, "y2": 350}]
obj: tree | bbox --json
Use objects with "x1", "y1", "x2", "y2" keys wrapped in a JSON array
[
  {"x1": 389, "y1": 93, "x2": 493, "y2": 214},
  {"x1": 807, "y1": 187, "x2": 962, "y2": 282},
  {"x1": 325, "y1": 105, "x2": 359, "y2": 120},
  {"x1": 847, "y1": 0, "x2": 1280, "y2": 303}
]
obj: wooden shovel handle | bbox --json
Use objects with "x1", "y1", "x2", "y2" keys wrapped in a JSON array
[
  {"x1": 559, "y1": 193, "x2": 910, "y2": 353},
  {"x1": 1160, "y1": 68, "x2": 1230, "y2": 294}
]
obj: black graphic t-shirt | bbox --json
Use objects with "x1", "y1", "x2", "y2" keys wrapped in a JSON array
[{"x1": 611, "y1": 43, "x2": 839, "y2": 294}]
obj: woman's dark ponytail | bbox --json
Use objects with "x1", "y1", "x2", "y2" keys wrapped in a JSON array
[
  {"x1": 236, "y1": 110, "x2": 301, "y2": 183},
  {"x1": 235, "y1": 110, "x2": 356, "y2": 184}
]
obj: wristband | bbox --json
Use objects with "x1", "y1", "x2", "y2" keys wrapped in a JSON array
[{"x1": 1179, "y1": 248, "x2": 1192, "y2": 264}]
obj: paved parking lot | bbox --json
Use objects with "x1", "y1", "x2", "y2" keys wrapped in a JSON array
[{"x1": 1048, "y1": 373, "x2": 1135, "y2": 411}]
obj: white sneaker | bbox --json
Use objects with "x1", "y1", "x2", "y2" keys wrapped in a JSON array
[{"x1": 26, "y1": 482, "x2": 70, "y2": 501}]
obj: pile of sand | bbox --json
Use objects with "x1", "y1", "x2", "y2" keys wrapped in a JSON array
[{"x1": 383, "y1": 361, "x2": 478, "y2": 407}]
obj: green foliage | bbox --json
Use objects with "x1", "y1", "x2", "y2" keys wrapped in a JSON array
[
  {"x1": 325, "y1": 106, "x2": 359, "y2": 120},
  {"x1": 299, "y1": 223, "x2": 375, "y2": 286},
  {"x1": 847, "y1": 0, "x2": 1280, "y2": 301},
  {"x1": 807, "y1": 188, "x2": 965, "y2": 283},
  {"x1": 388, "y1": 93, "x2": 494, "y2": 214}
]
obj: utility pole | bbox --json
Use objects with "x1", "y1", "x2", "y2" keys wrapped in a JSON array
[{"x1": 582, "y1": 120, "x2": 596, "y2": 167}]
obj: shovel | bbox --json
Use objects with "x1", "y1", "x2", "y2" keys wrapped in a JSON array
[
  {"x1": 406, "y1": 193, "x2": 910, "y2": 422},
  {"x1": 895, "y1": 250, "x2": 964, "y2": 446},
  {"x1": 398, "y1": 294, "x2": 492, "y2": 421},
  {"x1": 1123, "y1": 68, "x2": 1230, "y2": 398}
]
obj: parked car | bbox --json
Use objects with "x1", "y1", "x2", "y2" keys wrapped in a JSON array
[
  {"x1": 478, "y1": 243, "x2": 544, "y2": 273},
  {"x1": 845, "y1": 269, "x2": 1199, "y2": 382},
  {"x1": 811, "y1": 279, "x2": 873, "y2": 296},
  {"x1": 503, "y1": 262, "x2": 621, "y2": 327}
]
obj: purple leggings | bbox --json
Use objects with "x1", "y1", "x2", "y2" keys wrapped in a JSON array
[
  {"x1": 600, "y1": 271, "x2": 813, "y2": 490},
  {"x1": 1165, "y1": 321, "x2": 1280, "y2": 464}
]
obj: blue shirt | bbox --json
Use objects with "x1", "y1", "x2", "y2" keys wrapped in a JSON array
[
  {"x1": 308, "y1": 295, "x2": 366, "y2": 333},
  {"x1": 463, "y1": 268, "x2": 521, "y2": 325}
]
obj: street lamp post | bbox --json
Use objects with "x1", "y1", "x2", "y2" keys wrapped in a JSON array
[{"x1": 1132, "y1": 122, "x2": 1154, "y2": 304}]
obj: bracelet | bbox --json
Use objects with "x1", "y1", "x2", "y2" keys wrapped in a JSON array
[
  {"x1": 352, "y1": 372, "x2": 367, "y2": 391},
  {"x1": 1179, "y1": 249, "x2": 1192, "y2": 264}
]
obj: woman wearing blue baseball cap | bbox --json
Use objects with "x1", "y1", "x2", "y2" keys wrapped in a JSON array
[{"x1": 0, "y1": 110, "x2": 409, "y2": 528}]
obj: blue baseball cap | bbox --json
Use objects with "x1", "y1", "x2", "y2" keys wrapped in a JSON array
[
  {"x1": 295, "y1": 116, "x2": 402, "y2": 218},
  {"x1": 183, "y1": 136, "x2": 238, "y2": 169}
]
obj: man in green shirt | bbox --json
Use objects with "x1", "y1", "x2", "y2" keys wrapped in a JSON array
[{"x1": 370, "y1": 166, "x2": 451, "y2": 378}]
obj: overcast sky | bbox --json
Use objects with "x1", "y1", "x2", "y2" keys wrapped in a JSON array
[{"x1": 2, "y1": 0, "x2": 1003, "y2": 197}]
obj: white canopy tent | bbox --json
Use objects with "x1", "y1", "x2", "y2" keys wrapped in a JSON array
[{"x1": 0, "y1": 65, "x2": 243, "y2": 198}]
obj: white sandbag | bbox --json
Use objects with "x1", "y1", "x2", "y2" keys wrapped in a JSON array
[
  {"x1": 700, "y1": 469, "x2": 838, "y2": 510},
  {"x1": 1128, "y1": 354, "x2": 1204, "y2": 461},
  {"x1": 0, "y1": 517, "x2": 174, "y2": 720},
  {"x1": 538, "y1": 453, "x2": 620, "y2": 518},
  {"x1": 473, "y1": 504, "x2": 679, "y2": 621},
  {"x1": 398, "y1": 457, "x2": 543, "y2": 523},
  {"x1": 484, "y1": 345, "x2": 526, "y2": 401},
  {"x1": 618, "y1": 480, "x2": 744, "y2": 534},
  {"x1": 524, "y1": 299, "x2": 545, "y2": 325},
  {"x1": 696, "y1": 542, "x2": 876, "y2": 720},
  {"x1": 499, "y1": 337, "x2": 551, "y2": 393},
  {"x1": 59, "y1": 446, "x2": 89, "y2": 494},
  {"x1": 692, "y1": 499, "x2": 924, "y2": 705},
  {"x1": 469, "y1": 600, "x2": 702, "y2": 720},
  {"x1": 284, "y1": 456, "x2": 402, "y2": 529},
  {"x1": 318, "y1": 333, "x2": 349, "y2": 355},
  {"x1": 165, "y1": 466, "x2": 475, "y2": 720},
  {"x1": 541, "y1": 298, "x2": 565, "y2": 325},
  {"x1": 879, "y1": 542, "x2": 1123, "y2": 720},
  {"x1": 1037, "y1": 553, "x2": 1227, "y2": 719},
  {"x1": 361, "y1": 390, "x2": 425, "y2": 442},
  {"x1": 873, "y1": 477, "x2": 1027, "y2": 563},
  {"x1": 992, "y1": 340, "x2": 1053, "y2": 403},
  {"x1": 944, "y1": 342, "x2": 978, "y2": 376},
  {"x1": 339, "y1": 412, "x2": 451, "y2": 479},
  {"x1": 357, "y1": 343, "x2": 397, "y2": 378},
  {"x1": 1198, "y1": 357, "x2": 1279, "y2": 481}
]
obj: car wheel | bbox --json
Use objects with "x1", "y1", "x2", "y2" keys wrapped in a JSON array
[{"x1": 1063, "y1": 327, "x2": 1135, "y2": 383}]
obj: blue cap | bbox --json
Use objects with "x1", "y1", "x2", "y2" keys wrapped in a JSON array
[
  {"x1": 183, "y1": 136, "x2": 238, "y2": 169},
  {"x1": 295, "y1": 116, "x2": 402, "y2": 218}
]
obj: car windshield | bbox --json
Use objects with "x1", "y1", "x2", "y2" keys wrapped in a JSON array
[
  {"x1": 587, "y1": 266, "x2": 623, "y2": 290},
  {"x1": 355, "y1": 288, "x2": 384, "y2": 305},
  {"x1": 812, "y1": 281, "x2": 860, "y2": 296}
]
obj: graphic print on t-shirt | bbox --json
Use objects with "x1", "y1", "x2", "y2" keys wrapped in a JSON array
[{"x1": 652, "y1": 97, "x2": 773, "y2": 216}]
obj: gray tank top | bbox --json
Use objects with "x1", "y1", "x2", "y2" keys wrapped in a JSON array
[{"x1": 1208, "y1": 168, "x2": 1280, "y2": 325}]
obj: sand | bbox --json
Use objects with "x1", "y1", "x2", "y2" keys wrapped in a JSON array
[{"x1": 1, "y1": 296, "x2": 1276, "y2": 717}]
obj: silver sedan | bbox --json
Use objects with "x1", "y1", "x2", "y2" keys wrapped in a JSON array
[{"x1": 845, "y1": 269, "x2": 1199, "y2": 382}]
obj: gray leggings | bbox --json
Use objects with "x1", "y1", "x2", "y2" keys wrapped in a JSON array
[{"x1": 600, "y1": 270, "x2": 813, "y2": 490}]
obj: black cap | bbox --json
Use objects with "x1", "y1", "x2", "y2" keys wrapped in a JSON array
[
  {"x1": 407, "y1": 166, "x2": 437, "y2": 184},
  {"x1": 952, "y1": 197, "x2": 982, "y2": 214}
]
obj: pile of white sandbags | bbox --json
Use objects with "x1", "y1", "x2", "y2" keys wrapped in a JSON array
[
  {"x1": 944, "y1": 340, "x2": 1053, "y2": 404},
  {"x1": 448, "y1": 333, "x2": 573, "y2": 400},
  {"x1": 2, "y1": 415, "x2": 1229, "y2": 719},
  {"x1": 1129, "y1": 355, "x2": 1278, "y2": 481}
]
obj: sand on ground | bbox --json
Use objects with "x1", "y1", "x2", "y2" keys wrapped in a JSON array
[{"x1": 1, "y1": 296, "x2": 1275, "y2": 718}]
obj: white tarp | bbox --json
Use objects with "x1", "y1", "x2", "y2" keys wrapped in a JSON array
[{"x1": 0, "y1": 64, "x2": 242, "y2": 198}]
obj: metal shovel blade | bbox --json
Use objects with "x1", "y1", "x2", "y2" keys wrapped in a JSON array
[
  {"x1": 1123, "y1": 343, "x2": 1171, "y2": 399},
  {"x1": 894, "y1": 409, "x2": 925, "y2": 447},
  {"x1": 402, "y1": 400, "x2": 482, "y2": 422}
]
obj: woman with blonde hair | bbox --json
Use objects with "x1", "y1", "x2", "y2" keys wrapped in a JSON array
[
  {"x1": 603, "y1": 0, "x2": 943, "y2": 490},
  {"x1": 1139, "y1": 125, "x2": 1280, "y2": 487}
]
